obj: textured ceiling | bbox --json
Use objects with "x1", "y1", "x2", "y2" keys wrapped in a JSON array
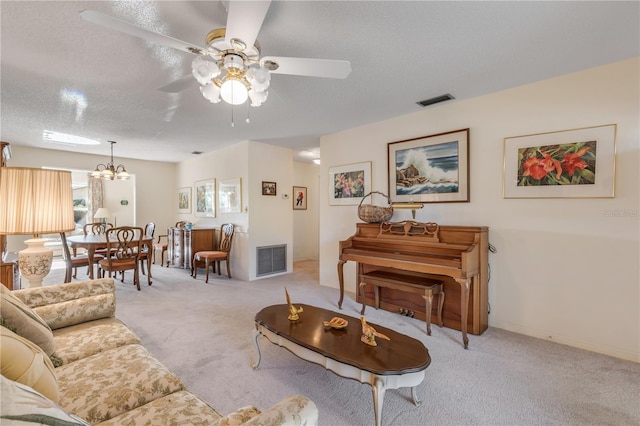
[{"x1": 1, "y1": 1, "x2": 638, "y2": 164}]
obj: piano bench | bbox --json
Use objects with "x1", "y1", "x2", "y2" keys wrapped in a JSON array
[{"x1": 359, "y1": 271, "x2": 444, "y2": 336}]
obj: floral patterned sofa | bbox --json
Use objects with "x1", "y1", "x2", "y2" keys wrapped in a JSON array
[{"x1": 0, "y1": 278, "x2": 318, "y2": 425}]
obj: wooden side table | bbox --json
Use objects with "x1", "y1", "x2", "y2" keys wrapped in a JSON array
[{"x1": 1, "y1": 261, "x2": 19, "y2": 290}]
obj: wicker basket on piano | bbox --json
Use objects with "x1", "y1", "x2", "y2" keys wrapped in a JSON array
[{"x1": 358, "y1": 191, "x2": 393, "y2": 223}]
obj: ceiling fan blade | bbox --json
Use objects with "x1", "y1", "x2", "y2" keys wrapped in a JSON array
[
  {"x1": 262, "y1": 57, "x2": 352, "y2": 79},
  {"x1": 158, "y1": 75, "x2": 194, "y2": 93},
  {"x1": 80, "y1": 10, "x2": 207, "y2": 56},
  {"x1": 225, "y1": 1, "x2": 271, "y2": 53}
]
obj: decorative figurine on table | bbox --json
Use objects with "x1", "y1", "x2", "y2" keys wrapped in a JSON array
[
  {"x1": 323, "y1": 317, "x2": 348, "y2": 329},
  {"x1": 360, "y1": 316, "x2": 390, "y2": 346},
  {"x1": 285, "y1": 288, "x2": 304, "y2": 321}
]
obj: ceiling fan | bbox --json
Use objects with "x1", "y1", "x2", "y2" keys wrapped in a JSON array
[{"x1": 80, "y1": 1, "x2": 351, "y2": 108}]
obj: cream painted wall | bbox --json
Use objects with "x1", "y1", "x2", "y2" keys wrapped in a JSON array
[
  {"x1": 103, "y1": 178, "x2": 134, "y2": 227},
  {"x1": 175, "y1": 140, "x2": 296, "y2": 280},
  {"x1": 176, "y1": 142, "x2": 250, "y2": 280},
  {"x1": 5, "y1": 146, "x2": 176, "y2": 253},
  {"x1": 248, "y1": 141, "x2": 294, "y2": 280},
  {"x1": 319, "y1": 57, "x2": 640, "y2": 362},
  {"x1": 293, "y1": 162, "x2": 320, "y2": 261}
]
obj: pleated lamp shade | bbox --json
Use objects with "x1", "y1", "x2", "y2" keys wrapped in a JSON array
[{"x1": 0, "y1": 167, "x2": 75, "y2": 287}]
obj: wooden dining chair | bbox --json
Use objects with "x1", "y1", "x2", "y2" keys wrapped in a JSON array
[
  {"x1": 98, "y1": 226, "x2": 146, "y2": 291},
  {"x1": 138, "y1": 222, "x2": 155, "y2": 277},
  {"x1": 83, "y1": 222, "x2": 113, "y2": 236},
  {"x1": 67, "y1": 222, "x2": 113, "y2": 278},
  {"x1": 82, "y1": 222, "x2": 114, "y2": 257},
  {"x1": 59, "y1": 232, "x2": 105, "y2": 283},
  {"x1": 192, "y1": 223, "x2": 235, "y2": 282}
]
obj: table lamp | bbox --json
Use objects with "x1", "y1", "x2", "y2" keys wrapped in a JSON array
[
  {"x1": 0, "y1": 167, "x2": 75, "y2": 287},
  {"x1": 93, "y1": 207, "x2": 111, "y2": 224}
]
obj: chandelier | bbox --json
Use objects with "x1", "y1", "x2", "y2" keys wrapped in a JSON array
[
  {"x1": 91, "y1": 141, "x2": 130, "y2": 180},
  {"x1": 191, "y1": 29, "x2": 271, "y2": 107}
]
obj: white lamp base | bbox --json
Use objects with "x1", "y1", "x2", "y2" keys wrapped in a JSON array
[{"x1": 18, "y1": 238, "x2": 53, "y2": 288}]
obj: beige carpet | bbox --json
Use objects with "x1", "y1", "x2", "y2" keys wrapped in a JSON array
[{"x1": 42, "y1": 259, "x2": 639, "y2": 426}]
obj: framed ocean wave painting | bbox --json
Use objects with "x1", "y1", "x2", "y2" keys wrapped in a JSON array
[
  {"x1": 503, "y1": 124, "x2": 616, "y2": 198},
  {"x1": 387, "y1": 129, "x2": 470, "y2": 203}
]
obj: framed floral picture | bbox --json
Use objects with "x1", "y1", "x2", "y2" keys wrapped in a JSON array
[
  {"x1": 177, "y1": 187, "x2": 191, "y2": 214},
  {"x1": 218, "y1": 178, "x2": 242, "y2": 213},
  {"x1": 329, "y1": 161, "x2": 371, "y2": 205},
  {"x1": 503, "y1": 124, "x2": 616, "y2": 198},
  {"x1": 388, "y1": 128, "x2": 469, "y2": 203},
  {"x1": 194, "y1": 178, "x2": 215, "y2": 217},
  {"x1": 293, "y1": 186, "x2": 307, "y2": 210}
]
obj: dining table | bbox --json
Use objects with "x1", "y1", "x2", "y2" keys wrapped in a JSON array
[{"x1": 66, "y1": 234, "x2": 153, "y2": 283}]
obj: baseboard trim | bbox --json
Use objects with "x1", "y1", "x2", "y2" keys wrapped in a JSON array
[{"x1": 490, "y1": 319, "x2": 639, "y2": 363}]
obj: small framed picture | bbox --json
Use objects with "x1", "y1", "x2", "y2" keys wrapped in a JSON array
[
  {"x1": 293, "y1": 186, "x2": 307, "y2": 210},
  {"x1": 262, "y1": 181, "x2": 277, "y2": 196},
  {"x1": 177, "y1": 187, "x2": 191, "y2": 214}
]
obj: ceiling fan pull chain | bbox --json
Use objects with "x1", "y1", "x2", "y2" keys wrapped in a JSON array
[{"x1": 246, "y1": 103, "x2": 251, "y2": 124}]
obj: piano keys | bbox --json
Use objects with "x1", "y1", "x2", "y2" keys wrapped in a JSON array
[{"x1": 338, "y1": 221, "x2": 489, "y2": 349}]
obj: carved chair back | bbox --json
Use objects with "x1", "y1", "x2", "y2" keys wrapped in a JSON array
[
  {"x1": 83, "y1": 222, "x2": 113, "y2": 236},
  {"x1": 105, "y1": 226, "x2": 143, "y2": 262},
  {"x1": 218, "y1": 223, "x2": 235, "y2": 253}
]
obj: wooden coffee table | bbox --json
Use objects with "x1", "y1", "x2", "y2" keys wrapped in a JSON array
[{"x1": 253, "y1": 304, "x2": 431, "y2": 426}]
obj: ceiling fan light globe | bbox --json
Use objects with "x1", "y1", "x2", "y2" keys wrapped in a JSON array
[
  {"x1": 246, "y1": 65, "x2": 269, "y2": 81},
  {"x1": 192, "y1": 57, "x2": 220, "y2": 85},
  {"x1": 221, "y1": 79, "x2": 248, "y2": 105},
  {"x1": 250, "y1": 80, "x2": 269, "y2": 92},
  {"x1": 255, "y1": 66, "x2": 270, "y2": 84},
  {"x1": 200, "y1": 82, "x2": 221, "y2": 103},
  {"x1": 246, "y1": 66, "x2": 270, "y2": 91},
  {"x1": 248, "y1": 88, "x2": 268, "y2": 107}
]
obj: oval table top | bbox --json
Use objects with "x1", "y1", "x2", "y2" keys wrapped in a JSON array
[{"x1": 255, "y1": 304, "x2": 430, "y2": 375}]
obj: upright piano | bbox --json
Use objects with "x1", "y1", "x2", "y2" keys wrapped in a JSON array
[{"x1": 338, "y1": 221, "x2": 489, "y2": 349}]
